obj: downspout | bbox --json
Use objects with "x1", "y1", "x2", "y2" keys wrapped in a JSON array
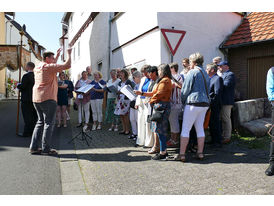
[{"x1": 107, "y1": 12, "x2": 112, "y2": 80}]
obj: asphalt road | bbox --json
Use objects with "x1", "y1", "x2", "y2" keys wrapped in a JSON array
[{"x1": 0, "y1": 100, "x2": 62, "y2": 195}]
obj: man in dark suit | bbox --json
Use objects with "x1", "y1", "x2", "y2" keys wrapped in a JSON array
[
  {"x1": 217, "y1": 61, "x2": 235, "y2": 144},
  {"x1": 17, "y1": 62, "x2": 37, "y2": 137},
  {"x1": 206, "y1": 63, "x2": 223, "y2": 147}
]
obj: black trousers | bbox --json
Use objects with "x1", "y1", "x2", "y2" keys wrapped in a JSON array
[
  {"x1": 21, "y1": 101, "x2": 37, "y2": 135},
  {"x1": 209, "y1": 105, "x2": 222, "y2": 144}
]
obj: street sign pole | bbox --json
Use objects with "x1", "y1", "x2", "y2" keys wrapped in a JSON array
[{"x1": 16, "y1": 29, "x2": 24, "y2": 135}]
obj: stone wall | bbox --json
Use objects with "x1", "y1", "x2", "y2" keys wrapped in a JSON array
[
  {"x1": 234, "y1": 98, "x2": 265, "y2": 124},
  {"x1": 233, "y1": 98, "x2": 272, "y2": 136}
]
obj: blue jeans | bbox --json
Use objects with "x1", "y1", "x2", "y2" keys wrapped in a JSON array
[
  {"x1": 154, "y1": 101, "x2": 171, "y2": 152},
  {"x1": 29, "y1": 100, "x2": 57, "y2": 152},
  {"x1": 157, "y1": 133, "x2": 167, "y2": 152}
]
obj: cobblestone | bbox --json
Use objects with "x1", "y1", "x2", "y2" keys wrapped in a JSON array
[{"x1": 59, "y1": 110, "x2": 274, "y2": 195}]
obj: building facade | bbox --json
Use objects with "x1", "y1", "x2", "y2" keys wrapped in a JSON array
[
  {"x1": 61, "y1": 12, "x2": 243, "y2": 84},
  {"x1": 0, "y1": 12, "x2": 7, "y2": 98},
  {"x1": 0, "y1": 13, "x2": 45, "y2": 99},
  {"x1": 221, "y1": 12, "x2": 274, "y2": 100}
]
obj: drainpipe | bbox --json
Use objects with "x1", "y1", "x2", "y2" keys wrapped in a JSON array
[{"x1": 107, "y1": 12, "x2": 112, "y2": 80}]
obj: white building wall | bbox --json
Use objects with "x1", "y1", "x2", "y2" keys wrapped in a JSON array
[
  {"x1": 67, "y1": 12, "x2": 94, "y2": 84},
  {"x1": 112, "y1": 30, "x2": 161, "y2": 69},
  {"x1": 111, "y1": 12, "x2": 160, "y2": 70},
  {"x1": 67, "y1": 12, "x2": 91, "y2": 42},
  {"x1": 157, "y1": 12, "x2": 242, "y2": 71},
  {"x1": 89, "y1": 12, "x2": 110, "y2": 81},
  {"x1": 67, "y1": 12, "x2": 242, "y2": 83}
]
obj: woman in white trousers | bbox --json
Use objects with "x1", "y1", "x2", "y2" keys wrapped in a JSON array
[
  {"x1": 135, "y1": 65, "x2": 153, "y2": 147},
  {"x1": 89, "y1": 71, "x2": 106, "y2": 130},
  {"x1": 74, "y1": 71, "x2": 92, "y2": 131}
]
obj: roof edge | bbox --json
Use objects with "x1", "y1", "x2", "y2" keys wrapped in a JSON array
[
  {"x1": 61, "y1": 12, "x2": 72, "y2": 25},
  {"x1": 221, "y1": 38, "x2": 274, "y2": 49}
]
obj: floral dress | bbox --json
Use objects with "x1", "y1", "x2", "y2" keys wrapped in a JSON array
[{"x1": 114, "y1": 81, "x2": 132, "y2": 116}]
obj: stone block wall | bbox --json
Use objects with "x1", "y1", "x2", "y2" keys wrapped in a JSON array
[
  {"x1": 234, "y1": 98, "x2": 265, "y2": 124},
  {"x1": 233, "y1": 98, "x2": 272, "y2": 136}
]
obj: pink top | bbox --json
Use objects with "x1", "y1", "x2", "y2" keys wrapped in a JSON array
[{"x1": 32, "y1": 62, "x2": 67, "y2": 103}]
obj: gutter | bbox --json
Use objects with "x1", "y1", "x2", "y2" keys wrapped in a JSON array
[{"x1": 220, "y1": 38, "x2": 274, "y2": 49}]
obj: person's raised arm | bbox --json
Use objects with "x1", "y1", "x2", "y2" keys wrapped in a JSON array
[{"x1": 53, "y1": 48, "x2": 62, "y2": 63}]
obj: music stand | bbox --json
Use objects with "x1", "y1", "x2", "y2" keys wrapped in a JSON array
[{"x1": 68, "y1": 84, "x2": 94, "y2": 146}]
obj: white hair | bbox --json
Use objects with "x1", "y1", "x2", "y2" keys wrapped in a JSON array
[{"x1": 189, "y1": 52, "x2": 204, "y2": 66}]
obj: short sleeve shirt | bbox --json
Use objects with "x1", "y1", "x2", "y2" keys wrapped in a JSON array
[
  {"x1": 90, "y1": 79, "x2": 106, "y2": 100},
  {"x1": 32, "y1": 62, "x2": 66, "y2": 103}
]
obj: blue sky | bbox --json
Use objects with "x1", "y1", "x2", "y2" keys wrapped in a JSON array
[{"x1": 14, "y1": 12, "x2": 64, "y2": 54}]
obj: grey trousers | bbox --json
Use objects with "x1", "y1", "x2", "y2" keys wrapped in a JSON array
[
  {"x1": 220, "y1": 105, "x2": 233, "y2": 140},
  {"x1": 29, "y1": 100, "x2": 57, "y2": 152}
]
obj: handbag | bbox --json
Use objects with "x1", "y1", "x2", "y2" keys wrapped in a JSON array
[
  {"x1": 149, "y1": 109, "x2": 165, "y2": 122},
  {"x1": 197, "y1": 67, "x2": 211, "y2": 129},
  {"x1": 73, "y1": 102, "x2": 78, "y2": 111},
  {"x1": 148, "y1": 103, "x2": 165, "y2": 122},
  {"x1": 203, "y1": 109, "x2": 211, "y2": 129}
]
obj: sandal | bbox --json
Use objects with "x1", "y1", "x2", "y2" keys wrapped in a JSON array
[
  {"x1": 175, "y1": 153, "x2": 186, "y2": 162},
  {"x1": 148, "y1": 146, "x2": 160, "y2": 154},
  {"x1": 196, "y1": 153, "x2": 204, "y2": 160},
  {"x1": 29, "y1": 148, "x2": 42, "y2": 155},
  {"x1": 166, "y1": 139, "x2": 179, "y2": 147},
  {"x1": 41, "y1": 149, "x2": 58, "y2": 155}
]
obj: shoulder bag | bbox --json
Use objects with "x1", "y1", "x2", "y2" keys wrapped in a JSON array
[{"x1": 197, "y1": 68, "x2": 211, "y2": 129}]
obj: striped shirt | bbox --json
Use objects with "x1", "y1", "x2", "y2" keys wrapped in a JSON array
[{"x1": 32, "y1": 62, "x2": 67, "y2": 103}]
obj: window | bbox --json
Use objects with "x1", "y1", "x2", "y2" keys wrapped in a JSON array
[
  {"x1": 78, "y1": 41, "x2": 80, "y2": 57},
  {"x1": 70, "y1": 15, "x2": 73, "y2": 30},
  {"x1": 98, "y1": 61, "x2": 102, "y2": 72}
]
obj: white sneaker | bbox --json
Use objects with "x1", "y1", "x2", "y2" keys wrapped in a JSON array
[
  {"x1": 92, "y1": 124, "x2": 97, "y2": 131},
  {"x1": 83, "y1": 125, "x2": 88, "y2": 132},
  {"x1": 66, "y1": 111, "x2": 70, "y2": 120},
  {"x1": 97, "y1": 124, "x2": 102, "y2": 130},
  {"x1": 114, "y1": 126, "x2": 118, "y2": 132},
  {"x1": 108, "y1": 127, "x2": 113, "y2": 131}
]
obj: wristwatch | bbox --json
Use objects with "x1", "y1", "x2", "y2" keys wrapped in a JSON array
[{"x1": 141, "y1": 92, "x2": 144, "y2": 96}]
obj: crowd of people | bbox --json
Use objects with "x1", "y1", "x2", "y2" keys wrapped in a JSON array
[
  {"x1": 51, "y1": 52, "x2": 236, "y2": 161},
  {"x1": 17, "y1": 48, "x2": 274, "y2": 175}
]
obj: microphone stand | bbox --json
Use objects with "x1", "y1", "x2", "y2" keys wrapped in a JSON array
[{"x1": 68, "y1": 93, "x2": 92, "y2": 146}]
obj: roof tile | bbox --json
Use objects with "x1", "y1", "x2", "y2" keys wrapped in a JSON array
[{"x1": 222, "y1": 12, "x2": 274, "y2": 47}]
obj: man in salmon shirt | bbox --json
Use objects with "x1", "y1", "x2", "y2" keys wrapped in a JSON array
[{"x1": 29, "y1": 47, "x2": 72, "y2": 155}]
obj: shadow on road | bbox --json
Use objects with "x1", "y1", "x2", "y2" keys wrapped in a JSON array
[{"x1": 59, "y1": 150, "x2": 151, "y2": 162}]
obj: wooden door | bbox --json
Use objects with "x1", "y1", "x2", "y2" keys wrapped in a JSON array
[{"x1": 248, "y1": 56, "x2": 274, "y2": 99}]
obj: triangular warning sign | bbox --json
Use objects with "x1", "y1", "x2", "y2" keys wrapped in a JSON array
[{"x1": 161, "y1": 28, "x2": 186, "y2": 56}]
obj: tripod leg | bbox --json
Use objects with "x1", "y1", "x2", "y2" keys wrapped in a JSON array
[{"x1": 68, "y1": 131, "x2": 82, "y2": 144}]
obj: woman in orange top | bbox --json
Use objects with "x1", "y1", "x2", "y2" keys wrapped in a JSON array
[{"x1": 136, "y1": 64, "x2": 172, "y2": 160}]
